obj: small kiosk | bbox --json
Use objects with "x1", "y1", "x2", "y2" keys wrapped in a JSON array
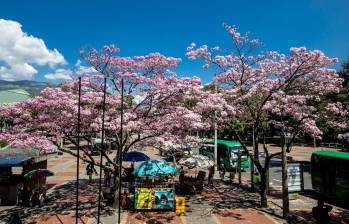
[
  {"x1": 133, "y1": 177, "x2": 176, "y2": 210},
  {"x1": 0, "y1": 147, "x2": 52, "y2": 205},
  {"x1": 123, "y1": 159, "x2": 177, "y2": 211}
]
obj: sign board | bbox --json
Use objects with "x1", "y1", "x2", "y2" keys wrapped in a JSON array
[
  {"x1": 134, "y1": 187, "x2": 175, "y2": 210},
  {"x1": 287, "y1": 163, "x2": 304, "y2": 192},
  {"x1": 134, "y1": 188, "x2": 153, "y2": 209},
  {"x1": 153, "y1": 188, "x2": 174, "y2": 209}
]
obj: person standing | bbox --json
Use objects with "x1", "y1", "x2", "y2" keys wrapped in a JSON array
[
  {"x1": 104, "y1": 163, "x2": 112, "y2": 187},
  {"x1": 219, "y1": 164, "x2": 225, "y2": 181},
  {"x1": 208, "y1": 165, "x2": 215, "y2": 186},
  {"x1": 179, "y1": 166, "x2": 185, "y2": 193},
  {"x1": 86, "y1": 162, "x2": 97, "y2": 183}
]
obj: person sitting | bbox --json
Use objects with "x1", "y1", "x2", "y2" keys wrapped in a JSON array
[{"x1": 312, "y1": 200, "x2": 332, "y2": 224}]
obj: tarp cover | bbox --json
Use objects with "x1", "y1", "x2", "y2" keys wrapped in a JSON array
[
  {"x1": 133, "y1": 160, "x2": 177, "y2": 177},
  {"x1": 123, "y1": 151, "x2": 150, "y2": 162},
  {"x1": 0, "y1": 156, "x2": 31, "y2": 168}
]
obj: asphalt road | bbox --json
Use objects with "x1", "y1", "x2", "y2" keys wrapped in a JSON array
[
  {"x1": 241, "y1": 157, "x2": 312, "y2": 190},
  {"x1": 191, "y1": 147, "x2": 312, "y2": 191}
]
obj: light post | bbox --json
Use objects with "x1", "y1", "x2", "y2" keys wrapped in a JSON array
[
  {"x1": 75, "y1": 77, "x2": 82, "y2": 224},
  {"x1": 214, "y1": 83, "x2": 218, "y2": 171},
  {"x1": 97, "y1": 76, "x2": 107, "y2": 224},
  {"x1": 117, "y1": 78, "x2": 124, "y2": 224},
  {"x1": 250, "y1": 124, "x2": 255, "y2": 191}
]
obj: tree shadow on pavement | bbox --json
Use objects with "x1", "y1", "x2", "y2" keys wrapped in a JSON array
[
  {"x1": 128, "y1": 211, "x2": 179, "y2": 224},
  {"x1": 0, "y1": 179, "x2": 114, "y2": 223},
  {"x1": 191, "y1": 183, "x2": 284, "y2": 221}
]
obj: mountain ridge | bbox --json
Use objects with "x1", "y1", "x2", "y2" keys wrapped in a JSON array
[{"x1": 0, "y1": 80, "x2": 54, "y2": 95}]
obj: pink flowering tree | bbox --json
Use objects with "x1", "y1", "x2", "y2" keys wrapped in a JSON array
[
  {"x1": 0, "y1": 46, "x2": 203, "y2": 184},
  {"x1": 187, "y1": 23, "x2": 343, "y2": 207}
]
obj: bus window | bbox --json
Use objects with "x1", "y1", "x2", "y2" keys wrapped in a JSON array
[
  {"x1": 337, "y1": 159, "x2": 349, "y2": 180},
  {"x1": 311, "y1": 155, "x2": 320, "y2": 173}
]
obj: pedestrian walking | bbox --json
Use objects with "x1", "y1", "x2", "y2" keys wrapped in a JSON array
[
  {"x1": 208, "y1": 165, "x2": 215, "y2": 186},
  {"x1": 86, "y1": 162, "x2": 97, "y2": 183}
]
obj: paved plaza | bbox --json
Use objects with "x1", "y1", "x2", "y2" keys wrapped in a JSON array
[{"x1": 1, "y1": 148, "x2": 349, "y2": 224}]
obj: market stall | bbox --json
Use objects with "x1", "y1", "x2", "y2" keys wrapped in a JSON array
[
  {"x1": 129, "y1": 159, "x2": 177, "y2": 210},
  {"x1": 178, "y1": 154, "x2": 212, "y2": 194}
]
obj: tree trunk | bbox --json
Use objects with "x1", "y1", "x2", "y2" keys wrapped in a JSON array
[
  {"x1": 266, "y1": 167, "x2": 270, "y2": 195},
  {"x1": 113, "y1": 170, "x2": 120, "y2": 209},
  {"x1": 259, "y1": 169, "x2": 268, "y2": 207}
]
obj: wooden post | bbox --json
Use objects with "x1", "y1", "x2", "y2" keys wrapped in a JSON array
[{"x1": 281, "y1": 135, "x2": 289, "y2": 218}]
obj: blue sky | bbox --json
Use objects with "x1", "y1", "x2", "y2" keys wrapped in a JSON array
[{"x1": 0, "y1": 0, "x2": 348, "y2": 83}]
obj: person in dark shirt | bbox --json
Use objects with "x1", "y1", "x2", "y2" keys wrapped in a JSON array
[
  {"x1": 104, "y1": 163, "x2": 112, "y2": 187},
  {"x1": 8, "y1": 211, "x2": 22, "y2": 224},
  {"x1": 86, "y1": 162, "x2": 97, "y2": 183},
  {"x1": 219, "y1": 164, "x2": 226, "y2": 181},
  {"x1": 312, "y1": 200, "x2": 332, "y2": 224},
  {"x1": 208, "y1": 165, "x2": 215, "y2": 186}
]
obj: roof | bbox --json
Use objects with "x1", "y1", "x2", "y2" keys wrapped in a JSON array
[
  {"x1": 0, "y1": 156, "x2": 32, "y2": 168},
  {"x1": 204, "y1": 139, "x2": 242, "y2": 147},
  {"x1": 0, "y1": 146, "x2": 40, "y2": 157},
  {"x1": 0, "y1": 89, "x2": 30, "y2": 104},
  {"x1": 312, "y1": 150, "x2": 349, "y2": 160}
]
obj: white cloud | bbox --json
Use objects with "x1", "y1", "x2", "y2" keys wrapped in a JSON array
[
  {"x1": 44, "y1": 68, "x2": 72, "y2": 80},
  {"x1": 75, "y1": 60, "x2": 97, "y2": 75},
  {"x1": 43, "y1": 60, "x2": 98, "y2": 81},
  {"x1": 0, "y1": 19, "x2": 66, "y2": 81}
]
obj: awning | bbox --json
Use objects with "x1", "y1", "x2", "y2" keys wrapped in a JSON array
[{"x1": 0, "y1": 156, "x2": 32, "y2": 168}]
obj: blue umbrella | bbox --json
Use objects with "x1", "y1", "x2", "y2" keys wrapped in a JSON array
[
  {"x1": 133, "y1": 160, "x2": 177, "y2": 177},
  {"x1": 123, "y1": 151, "x2": 150, "y2": 162}
]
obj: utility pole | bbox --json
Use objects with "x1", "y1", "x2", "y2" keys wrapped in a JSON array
[{"x1": 281, "y1": 134, "x2": 289, "y2": 218}]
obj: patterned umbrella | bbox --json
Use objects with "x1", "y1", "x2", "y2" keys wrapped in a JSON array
[
  {"x1": 133, "y1": 160, "x2": 177, "y2": 177},
  {"x1": 178, "y1": 154, "x2": 214, "y2": 169},
  {"x1": 24, "y1": 169, "x2": 54, "y2": 179}
]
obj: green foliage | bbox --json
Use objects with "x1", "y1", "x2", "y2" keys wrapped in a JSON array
[
  {"x1": 202, "y1": 84, "x2": 216, "y2": 92},
  {"x1": 184, "y1": 98, "x2": 198, "y2": 109},
  {"x1": 0, "y1": 140, "x2": 8, "y2": 148},
  {"x1": 316, "y1": 60, "x2": 349, "y2": 140},
  {"x1": 339, "y1": 60, "x2": 349, "y2": 86}
]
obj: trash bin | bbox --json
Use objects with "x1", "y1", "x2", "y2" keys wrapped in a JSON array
[
  {"x1": 252, "y1": 174, "x2": 260, "y2": 184},
  {"x1": 175, "y1": 197, "x2": 185, "y2": 215}
]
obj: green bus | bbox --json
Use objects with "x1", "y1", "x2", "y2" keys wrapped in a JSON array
[
  {"x1": 199, "y1": 139, "x2": 249, "y2": 171},
  {"x1": 311, "y1": 150, "x2": 349, "y2": 209}
]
